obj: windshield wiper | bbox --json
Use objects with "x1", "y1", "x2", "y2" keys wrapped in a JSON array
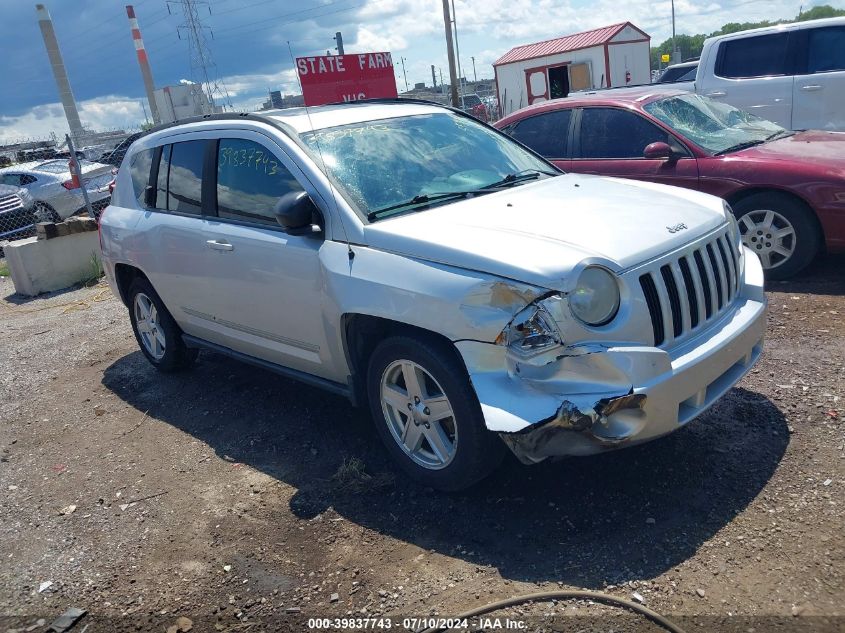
[
  {"x1": 713, "y1": 139, "x2": 766, "y2": 156},
  {"x1": 764, "y1": 130, "x2": 795, "y2": 142},
  {"x1": 480, "y1": 169, "x2": 559, "y2": 190},
  {"x1": 367, "y1": 191, "x2": 481, "y2": 221}
]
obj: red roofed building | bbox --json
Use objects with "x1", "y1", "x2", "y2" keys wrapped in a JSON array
[{"x1": 493, "y1": 22, "x2": 650, "y2": 117}]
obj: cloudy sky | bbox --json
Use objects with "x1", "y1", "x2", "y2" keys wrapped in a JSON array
[{"x1": 0, "y1": 0, "x2": 834, "y2": 142}]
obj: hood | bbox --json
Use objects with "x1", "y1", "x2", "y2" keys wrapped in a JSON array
[
  {"x1": 736, "y1": 131, "x2": 845, "y2": 172},
  {"x1": 363, "y1": 174, "x2": 726, "y2": 290},
  {"x1": 0, "y1": 183, "x2": 22, "y2": 197}
]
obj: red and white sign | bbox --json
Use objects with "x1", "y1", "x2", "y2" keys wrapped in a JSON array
[{"x1": 296, "y1": 52, "x2": 398, "y2": 106}]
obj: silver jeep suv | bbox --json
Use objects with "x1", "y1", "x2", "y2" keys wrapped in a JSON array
[{"x1": 100, "y1": 101, "x2": 766, "y2": 490}]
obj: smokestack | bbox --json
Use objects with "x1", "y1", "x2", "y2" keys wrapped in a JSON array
[
  {"x1": 127, "y1": 5, "x2": 161, "y2": 125},
  {"x1": 36, "y1": 4, "x2": 84, "y2": 143},
  {"x1": 431, "y1": 64, "x2": 437, "y2": 88}
]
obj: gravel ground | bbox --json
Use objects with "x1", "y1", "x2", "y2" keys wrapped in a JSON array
[{"x1": 0, "y1": 255, "x2": 842, "y2": 633}]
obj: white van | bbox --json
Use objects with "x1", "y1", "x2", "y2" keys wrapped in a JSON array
[{"x1": 695, "y1": 17, "x2": 845, "y2": 131}]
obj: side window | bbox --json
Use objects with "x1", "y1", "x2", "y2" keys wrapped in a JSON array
[
  {"x1": 0, "y1": 174, "x2": 21, "y2": 186},
  {"x1": 129, "y1": 149, "x2": 154, "y2": 207},
  {"x1": 510, "y1": 110, "x2": 572, "y2": 158},
  {"x1": 717, "y1": 33, "x2": 790, "y2": 78},
  {"x1": 155, "y1": 145, "x2": 171, "y2": 210},
  {"x1": 216, "y1": 138, "x2": 304, "y2": 226},
  {"x1": 20, "y1": 175, "x2": 37, "y2": 186},
  {"x1": 167, "y1": 140, "x2": 205, "y2": 214},
  {"x1": 807, "y1": 26, "x2": 845, "y2": 74},
  {"x1": 578, "y1": 108, "x2": 670, "y2": 159}
]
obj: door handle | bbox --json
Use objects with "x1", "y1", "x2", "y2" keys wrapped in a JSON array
[
  {"x1": 206, "y1": 239, "x2": 234, "y2": 251},
  {"x1": 800, "y1": 84, "x2": 823, "y2": 91},
  {"x1": 706, "y1": 90, "x2": 726, "y2": 97}
]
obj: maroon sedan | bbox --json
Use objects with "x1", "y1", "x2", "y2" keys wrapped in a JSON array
[{"x1": 496, "y1": 87, "x2": 845, "y2": 279}]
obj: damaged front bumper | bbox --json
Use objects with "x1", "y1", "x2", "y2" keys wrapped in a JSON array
[{"x1": 456, "y1": 257, "x2": 767, "y2": 464}]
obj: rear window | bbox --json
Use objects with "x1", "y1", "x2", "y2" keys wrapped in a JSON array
[
  {"x1": 658, "y1": 65, "x2": 696, "y2": 83},
  {"x1": 166, "y1": 140, "x2": 205, "y2": 215},
  {"x1": 807, "y1": 26, "x2": 845, "y2": 74},
  {"x1": 716, "y1": 33, "x2": 790, "y2": 78},
  {"x1": 509, "y1": 109, "x2": 572, "y2": 158},
  {"x1": 129, "y1": 149, "x2": 154, "y2": 206}
]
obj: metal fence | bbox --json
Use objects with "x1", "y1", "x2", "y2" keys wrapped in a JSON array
[{"x1": 0, "y1": 192, "x2": 109, "y2": 257}]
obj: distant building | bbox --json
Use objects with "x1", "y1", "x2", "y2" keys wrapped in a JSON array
[
  {"x1": 269, "y1": 90, "x2": 284, "y2": 108},
  {"x1": 154, "y1": 83, "x2": 221, "y2": 123},
  {"x1": 494, "y1": 22, "x2": 651, "y2": 117}
]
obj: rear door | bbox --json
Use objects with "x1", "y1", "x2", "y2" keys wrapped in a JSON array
[
  {"x1": 791, "y1": 25, "x2": 845, "y2": 131},
  {"x1": 569, "y1": 107, "x2": 699, "y2": 189},
  {"x1": 505, "y1": 108, "x2": 574, "y2": 170},
  {"x1": 135, "y1": 140, "x2": 212, "y2": 332},
  {"x1": 699, "y1": 31, "x2": 794, "y2": 127}
]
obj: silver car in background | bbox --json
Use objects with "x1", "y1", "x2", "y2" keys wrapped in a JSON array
[
  {"x1": 0, "y1": 183, "x2": 37, "y2": 243},
  {"x1": 0, "y1": 159, "x2": 113, "y2": 222}
]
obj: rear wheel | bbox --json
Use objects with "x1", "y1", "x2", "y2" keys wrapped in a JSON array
[
  {"x1": 733, "y1": 193, "x2": 820, "y2": 280},
  {"x1": 367, "y1": 335, "x2": 505, "y2": 491},
  {"x1": 128, "y1": 277, "x2": 197, "y2": 372}
]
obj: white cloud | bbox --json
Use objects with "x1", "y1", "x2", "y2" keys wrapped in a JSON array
[{"x1": 0, "y1": 96, "x2": 145, "y2": 143}]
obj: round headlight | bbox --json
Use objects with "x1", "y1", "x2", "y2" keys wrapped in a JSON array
[{"x1": 569, "y1": 266, "x2": 620, "y2": 326}]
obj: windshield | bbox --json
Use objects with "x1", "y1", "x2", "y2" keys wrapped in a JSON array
[
  {"x1": 644, "y1": 93, "x2": 785, "y2": 154},
  {"x1": 300, "y1": 112, "x2": 555, "y2": 218},
  {"x1": 658, "y1": 65, "x2": 696, "y2": 83}
]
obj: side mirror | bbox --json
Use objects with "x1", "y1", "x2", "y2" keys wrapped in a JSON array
[
  {"x1": 274, "y1": 191, "x2": 322, "y2": 236},
  {"x1": 643, "y1": 141, "x2": 675, "y2": 161}
]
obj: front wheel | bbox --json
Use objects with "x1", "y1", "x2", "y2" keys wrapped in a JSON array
[
  {"x1": 733, "y1": 193, "x2": 820, "y2": 280},
  {"x1": 367, "y1": 335, "x2": 505, "y2": 491}
]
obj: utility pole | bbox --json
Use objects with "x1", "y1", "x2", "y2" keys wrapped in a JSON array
[
  {"x1": 471, "y1": 56, "x2": 477, "y2": 82},
  {"x1": 440, "y1": 0, "x2": 459, "y2": 107},
  {"x1": 126, "y1": 5, "x2": 161, "y2": 124},
  {"x1": 333, "y1": 31, "x2": 344, "y2": 55},
  {"x1": 400, "y1": 57, "x2": 409, "y2": 92},
  {"x1": 450, "y1": 0, "x2": 464, "y2": 98},
  {"x1": 671, "y1": 0, "x2": 679, "y2": 63}
]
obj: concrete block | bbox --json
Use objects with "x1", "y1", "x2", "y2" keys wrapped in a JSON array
[
  {"x1": 36, "y1": 217, "x2": 97, "y2": 241},
  {"x1": 5, "y1": 231, "x2": 101, "y2": 297}
]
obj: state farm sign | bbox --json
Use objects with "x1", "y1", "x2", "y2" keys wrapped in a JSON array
[{"x1": 296, "y1": 52, "x2": 398, "y2": 106}]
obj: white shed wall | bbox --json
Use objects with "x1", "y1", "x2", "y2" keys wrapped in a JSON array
[{"x1": 607, "y1": 41, "x2": 651, "y2": 86}]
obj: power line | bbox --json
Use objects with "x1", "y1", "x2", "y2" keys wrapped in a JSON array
[{"x1": 170, "y1": 0, "x2": 233, "y2": 110}]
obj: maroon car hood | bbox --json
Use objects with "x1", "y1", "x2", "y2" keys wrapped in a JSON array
[{"x1": 735, "y1": 131, "x2": 845, "y2": 169}]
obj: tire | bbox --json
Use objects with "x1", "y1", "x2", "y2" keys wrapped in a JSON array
[
  {"x1": 127, "y1": 277, "x2": 198, "y2": 372},
  {"x1": 366, "y1": 335, "x2": 505, "y2": 491},
  {"x1": 733, "y1": 193, "x2": 821, "y2": 280},
  {"x1": 34, "y1": 202, "x2": 61, "y2": 223}
]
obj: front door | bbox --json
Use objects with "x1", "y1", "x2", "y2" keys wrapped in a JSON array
[
  {"x1": 569, "y1": 107, "x2": 699, "y2": 190},
  {"x1": 198, "y1": 133, "x2": 329, "y2": 378}
]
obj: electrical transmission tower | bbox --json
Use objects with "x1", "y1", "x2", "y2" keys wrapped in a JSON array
[{"x1": 168, "y1": 0, "x2": 232, "y2": 112}]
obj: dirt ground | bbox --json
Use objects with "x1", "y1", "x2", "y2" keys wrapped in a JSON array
[{"x1": 0, "y1": 255, "x2": 842, "y2": 633}]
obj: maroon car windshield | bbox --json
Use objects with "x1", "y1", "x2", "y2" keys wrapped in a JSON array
[{"x1": 644, "y1": 93, "x2": 786, "y2": 155}]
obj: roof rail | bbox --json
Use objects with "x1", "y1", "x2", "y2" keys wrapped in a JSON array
[{"x1": 140, "y1": 111, "x2": 264, "y2": 138}]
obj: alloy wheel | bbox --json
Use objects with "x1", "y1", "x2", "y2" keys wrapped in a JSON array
[
  {"x1": 738, "y1": 209, "x2": 796, "y2": 270},
  {"x1": 379, "y1": 359, "x2": 458, "y2": 470},
  {"x1": 134, "y1": 292, "x2": 166, "y2": 360}
]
